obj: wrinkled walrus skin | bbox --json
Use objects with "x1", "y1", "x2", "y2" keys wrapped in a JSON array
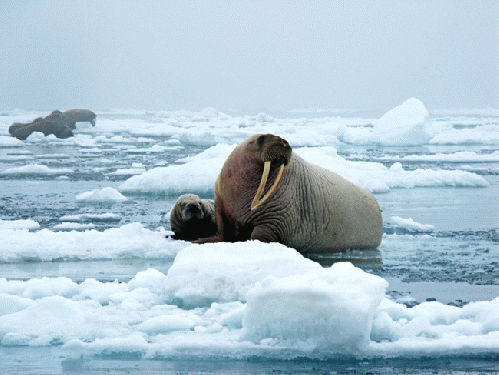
[
  {"x1": 170, "y1": 194, "x2": 217, "y2": 241},
  {"x1": 196, "y1": 134, "x2": 383, "y2": 253}
]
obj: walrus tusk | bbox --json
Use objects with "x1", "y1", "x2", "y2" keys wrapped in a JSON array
[
  {"x1": 251, "y1": 162, "x2": 284, "y2": 210},
  {"x1": 251, "y1": 161, "x2": 270, "y2": 209}
]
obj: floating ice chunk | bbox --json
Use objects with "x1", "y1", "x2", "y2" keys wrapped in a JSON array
[
  {"x1": 59, "y1": 213, "x2": 121, "y2": 222},
  {"x1": 370, "y1": 297, "x2": 499, "y2": 351},
  {"x1": 371, "y1": 98, "x2": 432, "y2": 146},
  {"x1": 109, "y1": 168, "x2": 147, "y2": 176},
  {"x1": 120, "y1": 143, "x2": 235, "y2": 195},
  {"x1": 295, "y1": 148, "x2": 488, "y2": 193},
  {"x1": 163, "y1": 241, "x2": 321, "y2": 308},
  {"x1": 0, "y1": 294, "x2": 35, "y2": 316},
  {"x1": 0, "y1": 277, "x2": 79, "y2": 300},
  {"x1": 128, "y1": 268, "x2": 169, "y2": 294},
  {"x1": 124, "y1": 145, "x2": 167, "y2": 154},
  {"x1": 178, "y1": 131, "x2": 217, "y2": 147},
  {"x1": 379, "y1": 151, "x2": 499, "y2": 163},
  {"x1": 0, "y1": 136, "x2": 25, "y2": 147},
  {"x1": 0, "y1": 296, "x2": 102, "y2": 345},
  {"x1": 430, "y1": 124, "x2": 499, "y2": 145},
  {"x1": 136, "y1": 315, "x2": 197, "y2": 334},
  {"x1": 0, "y1": 219, "x2": 40, "y2": 230},
  {"x1": 0, "y1": 164, "x2": 73, "y2": 175},
  {"x1": 390, "y1": 216, "x2": 435, "y2": 232},
  {"x1": 242, "y1": 262, "x2": 388, "y2": 351},
  {"x1": 76, "y1": 187, "x2": 128, "y2": 203},
  {"x1": 0, "y1": 222, "x2": 181, "y2": 262},
  {"x1": 53, "y1": 222, "x2": 96, "y2": 231}
]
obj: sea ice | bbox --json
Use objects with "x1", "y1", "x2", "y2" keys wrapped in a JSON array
[
  {"x1": 119, "y1": 143, "x2": 488, "y2": 195},
  {"x1": 370, "y1": 97, "x2": 433, "y2": 146},
  {"x1": 242, "y1": 262, "x2": 388, "y2": 351},
  {"x1": 0, "y1": 219, "x2": 40, "y2": 230},
  {"x1": 76, "y1": 187, "x2": 128, "y2": 203},
  {"x1": 0, "y1": 241, "x2": 497, "y2": 358},
  {"x1": 163, "y1": 241, "x2": 322, "y2": 308},
  {"x1": 0, "y1": 164, "x2": 73, "y2": 175},
  {"x1": 0, "y1": 136, "x2": 25, "y2": 147},
  {"x1": 390, "y1": 216, "x2": 435, "y2": 232},
  {"x1": 0, "y1": 222, "x2": 182, "y2": 262}
]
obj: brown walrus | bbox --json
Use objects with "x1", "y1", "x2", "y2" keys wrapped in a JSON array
[
  {"x1": 196, "y1": 134, "x2": 383, "y2": 253},
  {"x1": 46, "y1": 109, "x2": 96, "y2": 129},
  {"x1": 170, "y1": 194, "x2": 217, "y2": 240},
  {"x1": 11, "y1": 120, "x2": 74, "y2": 140}
]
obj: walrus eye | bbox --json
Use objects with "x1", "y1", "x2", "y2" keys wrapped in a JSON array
[{"x1": 257, "y1": 135, "x2": 266, "y2": 148}]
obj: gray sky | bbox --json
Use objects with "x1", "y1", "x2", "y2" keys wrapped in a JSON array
[{"x1": 1, "y1": 1, "x2": 498, "y2": 114}]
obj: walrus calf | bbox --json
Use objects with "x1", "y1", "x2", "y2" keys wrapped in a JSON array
[
  {"x1": 170, "y1": 194, "x2": 217, "y2": 240},
  {"x1": 10, "y1": 120, "x2": 73, "y2": 140},
  {"x1": 196, "y1": 134, "x2": 383, "y2": 253}
]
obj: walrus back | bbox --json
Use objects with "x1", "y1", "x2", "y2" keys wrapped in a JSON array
[{"x1": 283, "y1": 154, "x2": 383, "y2": 253}]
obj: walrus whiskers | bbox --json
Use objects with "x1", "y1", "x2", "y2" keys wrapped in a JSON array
[{"x1": 251, "y1": 163, "x2": 285, "y2": 210}]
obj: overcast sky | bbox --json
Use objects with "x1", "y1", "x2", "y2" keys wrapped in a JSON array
[{"x1": 0, "y1": 1, "x2": 497, "y2": 114}]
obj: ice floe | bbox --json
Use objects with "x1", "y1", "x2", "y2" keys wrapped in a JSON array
[
  {"x1": 0, "y1": 241, "x2": 497, "y2": 359},
  {"x1": 76, "y1": 187, "x2": 128, "y2": 203},
  {"x1": 120, "y1": 144, "x2": 489, "y2": 195}
]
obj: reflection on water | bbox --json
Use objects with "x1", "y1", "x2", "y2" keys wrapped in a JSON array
[{"x1": 304, "y1": 248, "x2": 383, "y2": 269}]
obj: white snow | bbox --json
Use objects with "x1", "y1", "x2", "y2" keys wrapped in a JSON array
[
  {"x1": 76, "y1": 187, "x2": 128, "y2": 203},
  {"x1": 0, "y1": 241, "x2": 497, "y2": 358},
  {"x1": 390, "y1": 216, "x2": 435, "y2": 232}
]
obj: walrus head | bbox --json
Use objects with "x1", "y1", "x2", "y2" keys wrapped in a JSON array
[
  {"x1": 248, "y1": 134, "x2": 292, "y2": 210},
  {"x1": 173, "y1": 194, "x2": 208, "y2": 222}
]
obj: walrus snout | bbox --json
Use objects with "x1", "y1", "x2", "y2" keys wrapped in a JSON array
[{"x1": 185, "y1": 202, "x2": 203, "y2": 217}]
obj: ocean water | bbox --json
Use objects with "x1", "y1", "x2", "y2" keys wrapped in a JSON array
[{"x1": 0, "y1": 100, "x2": 498, "y2": 374}]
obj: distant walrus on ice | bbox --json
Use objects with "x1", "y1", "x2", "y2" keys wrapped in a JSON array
[
  {"x1": 9, "y1": 108, "x2": 96, "y2": 140},
  {"x1": 196, "y1": 134, "x2": 383, "y2": 253},
  {"x1": 170, "y1": 194, "x2": 217, "y2": 241}
]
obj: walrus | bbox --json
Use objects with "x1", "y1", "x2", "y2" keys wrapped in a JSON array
[
  {"x1": 196, "y1": 134, "x2": 383, "y2": 253},
  {"x1": 46, "y1": 109, "x2": 96, "y2": 129},
  {"x1": 11, "y1": 120, "x2": 73, "y2": 140},
  {"x1": 8, "y1": 118, "x2": 44, "y2": 135},
  {"x1": 169, "y1": 194, "x2": 217, "y2": 240}
]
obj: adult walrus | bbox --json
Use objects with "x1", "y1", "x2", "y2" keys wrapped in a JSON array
[
  {"x1": 11, "y1": 120, "x2": 73, "y2": 140},
  {"x1": 196, "y1": 134, "x2": 383, "y2": 253},
  {"x1": 170, "y1": 194, "x2": 217, "y2": 240},
  {"x1": 47, "y1": 109, "x2": 96, "y2": 129}
]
